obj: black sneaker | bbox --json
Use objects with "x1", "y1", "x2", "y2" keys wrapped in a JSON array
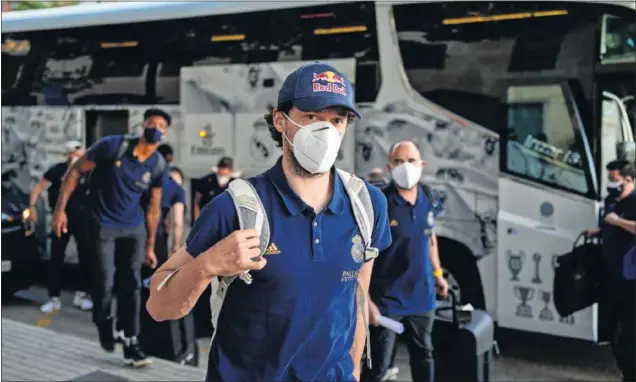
[
  {"x1": 123, "y1": 337, "x2": 152, "y2": 368},
  {"x1": 97, "y1": 319, "x2": 115, "y2": 353}
]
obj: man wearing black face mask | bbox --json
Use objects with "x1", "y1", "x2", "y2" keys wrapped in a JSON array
[
  {"x1": 51, "y1": 108, "x2": 170, "y2": 367},
  {"x1": 583, "y1": 159, "x2": 636, "y2": 382}
]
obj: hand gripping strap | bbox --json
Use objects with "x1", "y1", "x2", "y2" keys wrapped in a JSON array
[
  {"x1": 226, "y1": 179, "x2": 270, "y2": 285},
  {"x1": 336, "y1": 169, "x2": 378, "y2": 261}
]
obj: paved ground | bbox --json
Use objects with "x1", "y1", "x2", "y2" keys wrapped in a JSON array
[{"x1": 1, "y1": 286, "x2": 623, "y2": 381}]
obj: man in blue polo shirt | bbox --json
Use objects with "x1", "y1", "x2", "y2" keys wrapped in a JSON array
[
  {"x1": 51, "y1": 108, "x2": 170, "y2": 367},
  {"x1": 146, "y1": 63, "x2": 392, "y2": 381},
  {"x1": 363, "y1": 141, "x2": 447, "y2": 382}
]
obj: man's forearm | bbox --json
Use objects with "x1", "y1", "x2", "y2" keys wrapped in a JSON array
[
  {"x1": 148, "y1": 251, "x2": 215, "y2": 321},
  {"x1": 350, "y1": 294, "x2": 368, "y2": 374},
  {"x1": 146, "y1": 209, "x2": 160, "y2": 248},
  {"x1": 429, "y1": 232, "x2": 442, "y2": 272},
  {"x1": 617, "y1": 218, "x2": 636, "y2": 235},
  {"x1": 29, "y1": 184, "x2": 44, "y2": 208},
  {"x1": 55, "y1": 169, "x2": 80, "y2": 212},
  {"x1": 172, "y1": 224, "x2": 183, "y2": 251},
  {"x1": 351, "y1": 261, "x2": 373, "y2": 377}
]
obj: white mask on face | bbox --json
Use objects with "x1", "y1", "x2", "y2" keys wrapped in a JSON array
[
  {"x1": 282, "y1": 113, "x2": 343, "y2": 174},
  {"x1": 391, "y1": 162, "x2": 422, "y2": 189},
  {"x1": 217, "y1": 175, "x2": 230, "y2": 187}
]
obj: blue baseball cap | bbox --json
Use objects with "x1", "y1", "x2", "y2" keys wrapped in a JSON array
[{"x1": 277, "y1": 63, "x2": 361, "y2": 118}]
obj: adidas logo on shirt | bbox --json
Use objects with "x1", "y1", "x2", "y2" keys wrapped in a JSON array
[{"x1": 264, "y1": 243, "x2": 281, "y2": 256}]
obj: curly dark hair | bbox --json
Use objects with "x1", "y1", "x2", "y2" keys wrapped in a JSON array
[
  {"x1": 263, "y1": 101, "x2": 356, "y2": 148},
  {"x1": 264, "y1": 101, "x2": 293, "y2": 148}
]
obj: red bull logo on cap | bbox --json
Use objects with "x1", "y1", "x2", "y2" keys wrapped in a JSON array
[{"x1": 312, "y1": 71, "x2": 347, "y2": 96}]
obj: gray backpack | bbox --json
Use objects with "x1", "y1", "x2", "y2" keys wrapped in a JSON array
[{"x1": 210, "y1": 169, "x2": 377, "y2": 368}]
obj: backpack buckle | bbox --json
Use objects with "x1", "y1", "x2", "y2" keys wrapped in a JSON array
[{"x1": 364, "y1": 247, "x2": 379, "y2": 261}]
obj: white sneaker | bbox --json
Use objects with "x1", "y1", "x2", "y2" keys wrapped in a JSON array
[
  {"x1": 40, "y1": 297, "x2": 62, "y2": 313},
  {"x1": 381, "y1": 367, "x2": 400, "y2": 381},
  {"x1": 73, "y1": 292, "x2": 93, "y2": 311}
]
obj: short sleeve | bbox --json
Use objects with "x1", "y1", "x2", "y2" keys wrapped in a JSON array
[
  {"x1": 367, "y1": 182, "x2": 392, "y2": 256},
  {"x1": 43, "y1": 164, "x2": 62, "y2": 182},
  {"x1": 86, "y1": 135, "x2": 122, "y2": 165},
  {"x1": 152, "y1": 166, "x2": 168, "y2": 188},
  {"x1": 185, "y1": 192, "x2": 238, "y2": 257},
  {"x1": 432, "y1": 192, "x2": 444, "y2": 219},
  {"x1": 173, "y1": 186, "x2": 186, "y2": 205}
]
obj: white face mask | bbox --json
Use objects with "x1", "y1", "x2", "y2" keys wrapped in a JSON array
[
  {"x1": 217, "y1": 174, "x2": 230, "y2": 187},
  {"x1": 282, "y1": 113, "x2": 343, "y2": 174},
  {"x1": 391, "y1": 162, "x2": 422, "y2": 189}
]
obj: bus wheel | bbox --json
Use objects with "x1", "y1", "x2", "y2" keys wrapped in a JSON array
[{"x1": 438, "y1": 238, "x2": 486, "y2": 310}]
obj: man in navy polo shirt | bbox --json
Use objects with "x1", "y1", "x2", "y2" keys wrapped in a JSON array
[
  {"x1": 363, "y1": 141, "x2": 447, "y2": 382},
  {"x1": 146, "y1": 63, "x2": 392, "y2": 381},
  {"x1": 51, "y1": 108, "x2": 170, "y2": 367}
]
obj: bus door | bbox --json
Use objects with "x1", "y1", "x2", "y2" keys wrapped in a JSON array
[
  {"x1": 496, "y1": 80, "x2": 600, "y2": 341},
  {"x1": 84, "y1": 110, "x2": 129, "y2": 147}
]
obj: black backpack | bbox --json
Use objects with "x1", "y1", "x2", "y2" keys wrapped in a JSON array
[{"x1": 86, "y1": 135, "x2": 166, "y2": 196}]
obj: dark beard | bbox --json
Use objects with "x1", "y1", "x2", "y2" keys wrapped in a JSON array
[{"x1": 284, "y1": 143, "x2": 321, "y2": 179}]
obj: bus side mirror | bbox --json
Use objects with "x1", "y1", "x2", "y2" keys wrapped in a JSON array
[{"x1": 616, "y1": 142, "x2": 636, "y2": 163}]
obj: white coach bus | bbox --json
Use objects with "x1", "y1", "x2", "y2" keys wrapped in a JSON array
[{"x1": 2, "y1": 1, "x2": 635, "y2": 341}]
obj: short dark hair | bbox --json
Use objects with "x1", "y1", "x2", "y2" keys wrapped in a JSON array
[
  {"x1": 607, "y1": 159, "x2": 636, "y2": 179},
  {"x1": 263, "y1": 101, "x2": 355, "y2": 148},
  {"x1": 169, "y1": 166, "x2": 184, "y2": 181},
  {"x1": 217, "y1": 156, "x2": 234, "y2": 169},
  {"x1": 157, "y1": 144, "x2": 173, "y2": 159},
  {"x1": 144, "y1": 108, "x2": 172, "y2": 126}
]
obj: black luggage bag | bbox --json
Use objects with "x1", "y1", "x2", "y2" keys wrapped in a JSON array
[
  {"x1": 139, "y1": 276, "x2": 199, "y2": 366},
  {"x1": 553, "y1": 233, "x2": 602, "y2": 317},
  {"x1": 433, "y1": 291, "x2": 494, "y2": 382}
]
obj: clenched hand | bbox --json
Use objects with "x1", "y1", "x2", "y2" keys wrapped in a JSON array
[{"x1": 200, "y1": 228, "x2": 267, "y2": 277}]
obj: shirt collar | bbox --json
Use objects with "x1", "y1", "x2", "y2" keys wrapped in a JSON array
[
  {"x1": 388, "y1": 182, "x2": 421, "y2": 207},
  {"x1": 267, "y1": 158, "x2": 345, "y2": 216}
]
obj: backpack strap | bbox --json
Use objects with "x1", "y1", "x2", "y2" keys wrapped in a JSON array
[
  {"x1": 225, "y1": 179, "x2": 270, "y2": 285},
  {"x1": 114, "y1": 136, "x2": 131, "y2": 162},
  {"x1": 207, "y1": 179, "x2": 270, "y2": 330},
  {"x1": 420, "y1": 183, "x2": 438, "y2": 208},
  {"x1": 86, "y1": 135, "x2": 130, "y2": 196},
  {"x1": 335, "y1": 168, "x2": 376, "y2": 369},
  {"x1": 152, "y1": 154, "x2": 167, "y2": 184},
  {"x1": 336, "y1": 169, "x2": 378, "y2": 261}
]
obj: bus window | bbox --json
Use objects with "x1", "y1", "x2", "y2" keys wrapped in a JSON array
[
  {"x1": 600, "y1": 14, "x2": 636, "y2": 64},
  {"x1": 1, "y1": 34, "x2": 37, "y2": 105},
  {"x1": 392, "y1": 2, "x2": 599, "y2": 134},
  {"x1": 504, "y1": 84, "x2": 589, "y2": 195},
  {"x1": 151, "y1": 1, "x2": 380, "y2": 104}
]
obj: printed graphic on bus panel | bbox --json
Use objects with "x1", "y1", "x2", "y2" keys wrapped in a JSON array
[
  {"x1": 2, "y1": 107, "x2": 84, "y2": 193},
  {"x1": 354, "y1": 100, "x2": 499, "y2": 258},
  {"x1": 1, "y1": 107, "x2": 84, "y2": 260},
  {"x1": 180, "y1": 59, "x2": 357, "y2": 177}
]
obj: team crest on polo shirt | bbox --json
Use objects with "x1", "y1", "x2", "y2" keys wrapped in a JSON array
[
  {"x1": 142, "y1": 171, "x2": 151, "y2": 184},
  {"x1": 350, "y1": 234, "x2": 365, "y2": 263}
]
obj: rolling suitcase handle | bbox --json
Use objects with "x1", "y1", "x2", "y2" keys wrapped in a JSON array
[{"x1": 435, "y1": 289, "x2": 471, "y2": 327}]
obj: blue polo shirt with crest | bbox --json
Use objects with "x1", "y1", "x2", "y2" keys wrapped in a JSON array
[
  {"x1": 370, "y1": 183, "x2": 443, "y2": 317},
  {"x1": 86, "y1": 135, "x2": 167, "y2": 228},
  {"x1": 186, "y1": 159, "x2": 392, "y2": 382}
]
